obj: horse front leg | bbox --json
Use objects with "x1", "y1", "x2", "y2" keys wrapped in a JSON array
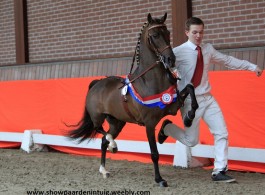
[
  {"x1": 146, "y1": 126, "x2": 168, "y2": 187},
  {"x1": 182, "y1": 84, "x2": 199, "y2": 127}
]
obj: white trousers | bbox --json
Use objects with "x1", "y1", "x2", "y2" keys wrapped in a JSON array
[{"x1": 164, "y1": 93, "x2": 228, "y2": 173}]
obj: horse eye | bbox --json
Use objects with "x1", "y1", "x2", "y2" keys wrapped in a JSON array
[{"x1": 152, "y1": 33, "x2": 159, "y2": 38}]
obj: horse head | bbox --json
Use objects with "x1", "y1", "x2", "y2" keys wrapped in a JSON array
[{"x1": 133, "y1": 13, "x2": 179, "y2": 84}]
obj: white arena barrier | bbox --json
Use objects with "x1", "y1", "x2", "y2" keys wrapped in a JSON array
[{"x1": 0, "y1": 130, "x2": 264, "y2": 167}]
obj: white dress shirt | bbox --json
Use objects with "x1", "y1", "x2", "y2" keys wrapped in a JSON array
[{"x1": 173, "y1": 40, "x2": 257, "y2": 95}]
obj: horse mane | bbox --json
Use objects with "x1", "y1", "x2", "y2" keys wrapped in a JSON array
[{"x1": 131, "y1": 23, "x2": 151, "y2": 70}]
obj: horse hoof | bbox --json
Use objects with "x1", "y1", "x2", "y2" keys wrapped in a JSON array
[
  {"x1": 108, "y1": 146, "x2": 118, "y2": 153},
  {"x1": 99, "y1": 165, "x2": 110, "y2": 179},
  {"x1": 112, "y1": 147, "x2": 118, "y2": 153},
  {"x1": 103, "y1": 172, "x2": 110, "y2": 179},
  {"x1": 184, "y1": 114, "x2": 193, "y2": 127},
  {"x1": 159, "y1": 180, "x2": 168, "y2": 187}
]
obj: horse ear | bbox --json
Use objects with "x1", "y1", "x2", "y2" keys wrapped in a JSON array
[
  {"x1": 161, "y1": 12, "x2": 167, "y2": 23},
  {"x1": 147, "y1": 13, "x2": 153, "y2": 24}
]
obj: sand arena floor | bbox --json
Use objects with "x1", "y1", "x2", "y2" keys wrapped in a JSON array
[{"x1": 0, "y1": 148, "x2": 264, "y2": 195}]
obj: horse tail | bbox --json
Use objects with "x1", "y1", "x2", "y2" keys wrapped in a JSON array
[
  {"x1": 67, "y1": 79, "x2": 102, "y2": 143},
  {"x1": 67, "y1": 108, "x2": 96, "y2": 143}
]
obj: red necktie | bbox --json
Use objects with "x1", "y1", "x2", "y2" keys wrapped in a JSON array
[{"x1": 191, "y1": 46, "x2": 203, "y2": 88}]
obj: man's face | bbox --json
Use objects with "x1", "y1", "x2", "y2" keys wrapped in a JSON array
[{"x1": 185, "y1": 24, "x2": 204, "y2": 46}]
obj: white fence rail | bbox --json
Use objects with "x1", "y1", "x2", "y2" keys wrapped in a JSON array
[{"x1": 0, "y1": 131, "x2": 265, "y2": 167}]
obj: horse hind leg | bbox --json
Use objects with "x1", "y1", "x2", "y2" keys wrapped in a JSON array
[
  {"x1": 99, "y1": 133, "x2": 119, "y2": 179},
  {"x1": 99, "y1": 115, "x2": 126, "y2": 179},
  {"x1": 92, "y1": 125, "x2": 112, "y2": 179},
  {"x1": 105, "y1": 115, "x2": 126, "y2": 153},
  {"x1": 87, "y1": 113, "x2": 110, "y2": 178},
  {"x1": 99, "y1": 132, "x2": 111, "y2": 179}
]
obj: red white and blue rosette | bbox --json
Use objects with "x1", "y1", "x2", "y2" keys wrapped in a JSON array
[{"x1": 124, "y1": 78, "x2": 177, "y2": 109}]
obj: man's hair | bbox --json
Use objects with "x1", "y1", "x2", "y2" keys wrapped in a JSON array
[{"x1": 185, "y1": 17, "x2": 204, "y2": 31}]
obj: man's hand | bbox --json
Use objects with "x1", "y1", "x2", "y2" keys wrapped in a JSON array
[{"x1": 255, "y1": 66, "x2": 263, "y2": 77}]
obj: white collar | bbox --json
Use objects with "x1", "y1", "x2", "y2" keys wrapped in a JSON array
[{"x1": 187, "y1": 40, "x2": 199, "y2": 50}]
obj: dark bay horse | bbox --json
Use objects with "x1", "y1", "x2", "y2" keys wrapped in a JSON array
[{"x1": 67, "y1": 13, "x2": 198, "y2": 187}]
